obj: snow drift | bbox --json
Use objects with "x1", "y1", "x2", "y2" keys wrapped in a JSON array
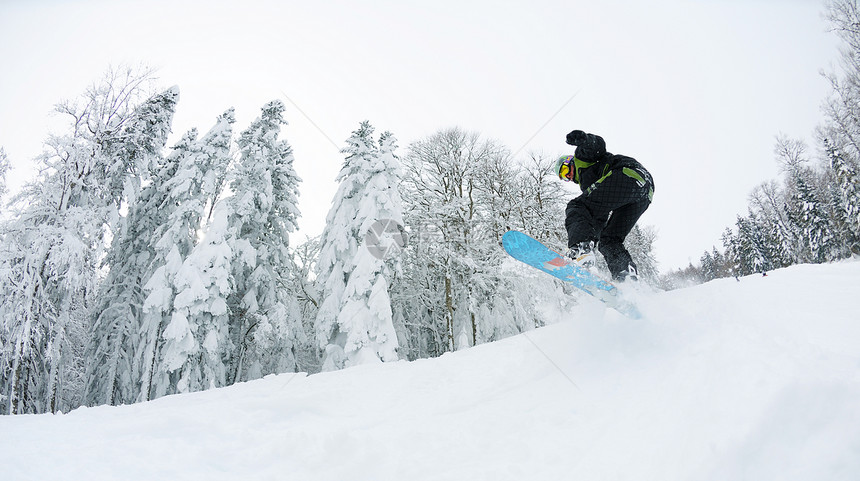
[{"x1": 2, "y1": 261, "x2": 859, "y2": 480}]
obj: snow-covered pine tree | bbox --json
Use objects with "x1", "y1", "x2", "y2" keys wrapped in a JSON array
[
  {"x1": 137, "y1": 110, "x2": 234, "y2": 401},
  {"x1": 699, "y1": 251, "x2": 716, "y2": 282},
  {"x1": 734, "y1": 213, "x2": 772, "y2": 275},
  {"x1": 748, "y1": 181, "x2": 795, "y2": 269},
  {"x1": 720, "y1": 228, "x2": 740, "y2": 278},
  {"x1": 151, "y1": 100, "x2": 302, "y2": 396},
  {"x1": 227, "y1": 100, "x2": 303, "y2": 381},
  {"x1": 84, "y1": 87, "x2": 181, "y2": 407},
  {"x1": 778, "y1": 149, "x2": 833, "y2": 263},
  {"x1": 815, "y1": 162, "x2": 856, "y2": 260},
  {"x1": 771, "y1": 137, "x2": 819, "y2": 263},
  {"x1": 155, "y1": 200, "x2": 232, "y2": 397},
  {"x1": 315, "y1": 121, "x2": 403, "y2": 371},
  {"x1": 823, "y1": 138, "x2": 860, "y2": 254}
]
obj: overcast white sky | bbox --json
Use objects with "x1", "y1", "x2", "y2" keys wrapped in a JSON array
[{"x1": 0, "y1": 0, "x2": 840, "y2": 271}]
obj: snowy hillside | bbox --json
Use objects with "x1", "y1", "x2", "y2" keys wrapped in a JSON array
[{"x1": 2, "y1": 261, "x2": 859, "y2": 481}]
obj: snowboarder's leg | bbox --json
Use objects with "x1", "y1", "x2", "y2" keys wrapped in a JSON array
[
  {"x1": 598, "y1": 196, "x2": 651, "y2": 280},
  {"x1": 599, "y1": 238, "x2": 637, "y2": 280},
  {"x1": 565, "y1": 196, "x2": 609, "y2": 248}
]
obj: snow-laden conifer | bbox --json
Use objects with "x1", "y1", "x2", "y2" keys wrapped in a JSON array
[
  {"x1": 228, "y1": 100, "x2": 303, "y2": 380},
  {"x1": 84, "y1": 87, "x2": 181, "y2": 406},
  {"x1": 152, "y1": 100, "x2": 302, "y2": 395},
  {"x1": 315, "y1": 122, "x2": 403, "y2": 370},
  {"x1": 734, "y1": 213, "x2": 771, "y2": 275},
  {"x1": 825, "y1": 139, "x2": 860, "y2": 252},
  {"x1": 136, "y1": 110, "x2": 235, "y2": 401},
  {"x1": 785, "y1": 168, "x2": 833, "y2": 263}
]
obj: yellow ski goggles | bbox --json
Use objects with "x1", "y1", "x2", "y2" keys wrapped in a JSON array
[
  {"x1": 555, "y1": 155, "x2": 596, "y2": 184},
  {"x1": 556, "y1": 155, "x2": 574, "y2": 181}
]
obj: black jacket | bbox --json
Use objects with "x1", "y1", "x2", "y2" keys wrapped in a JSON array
[
  {"x1": 566, "y1": 130, "x2": 653, "y2": 193},
  {"x1": 577, "y1": 153, "x2": 651, "y2": 192}
]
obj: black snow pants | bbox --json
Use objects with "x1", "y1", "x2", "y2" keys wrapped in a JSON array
[{"x1": 565, "y1": 168, "x2": 653, "y2": 280}]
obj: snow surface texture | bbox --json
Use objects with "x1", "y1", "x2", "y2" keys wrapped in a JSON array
[{"x1": 2, "y1": 261, "x2": 859, "y2": 480}]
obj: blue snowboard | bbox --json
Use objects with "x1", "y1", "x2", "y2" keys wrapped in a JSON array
[{"x1": 502, "y1": 230, "x2": 641, "y2": 318}]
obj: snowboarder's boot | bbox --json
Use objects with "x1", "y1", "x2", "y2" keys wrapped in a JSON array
[
  {"x1": 617, "y1": 264, "x2": 639, "y2": 282},
  {"x1": 567, "y1": 241, "x2": 596, "y2": 270}
]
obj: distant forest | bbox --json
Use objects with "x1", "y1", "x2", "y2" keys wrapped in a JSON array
[{"x1": 662, "y1": 0, "x2": 860, "y2": 287}]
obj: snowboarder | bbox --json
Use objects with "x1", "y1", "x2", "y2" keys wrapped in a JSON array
[{"x1": 555, "y1": 130, "x2": 654, "y2": 281}]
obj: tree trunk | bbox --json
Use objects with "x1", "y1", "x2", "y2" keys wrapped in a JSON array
[{"x1": 445, "y1": 275, "x2": 454, "y2": 352}]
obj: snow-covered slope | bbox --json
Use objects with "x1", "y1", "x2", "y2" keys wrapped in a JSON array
[{"x1": 2, "y1": 262, "x2": 859, "y2": 481}]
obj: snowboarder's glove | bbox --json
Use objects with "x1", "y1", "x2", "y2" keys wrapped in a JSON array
[{"x1": 566, "y1": 130, "x2": 587, "y2": 146}]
